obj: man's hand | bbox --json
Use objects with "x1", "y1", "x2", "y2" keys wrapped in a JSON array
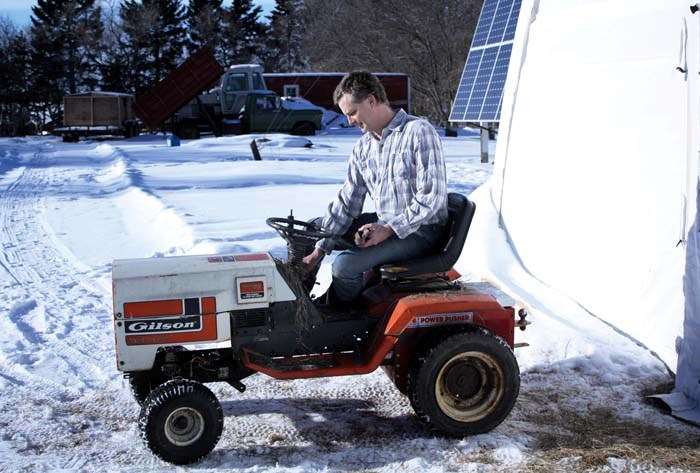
[
  {"x1": 302, "y1": 247, "x2": 325, "y2": 273},
  {"x1": 356, "y1": 223, "x2": 395, "y2": 248}
]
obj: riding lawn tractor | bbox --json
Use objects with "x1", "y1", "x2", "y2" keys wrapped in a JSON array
[{"x1": 111, "y1": 193, "x2": 530, "y2": 465}]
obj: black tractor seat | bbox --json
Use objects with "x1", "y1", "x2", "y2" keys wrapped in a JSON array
[{"x1": 379, "y1": 193, "x2": 476, "y2": 284}]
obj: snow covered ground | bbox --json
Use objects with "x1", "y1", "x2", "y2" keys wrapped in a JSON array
[{"x1": 0, "y1": 127, "x2": 698, "y2": 472}]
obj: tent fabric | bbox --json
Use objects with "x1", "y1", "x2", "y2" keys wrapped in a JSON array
[
  {"x1": 653, "y1": 179, "x2": 700, "y2": 426},
  {"x1": 491, "y1": 0, "x2": 700, "y2": 425}
]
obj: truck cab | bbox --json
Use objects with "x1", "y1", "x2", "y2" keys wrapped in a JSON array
[{"x1": 219, "y1": 64, "x2": 267, "y2": 115}]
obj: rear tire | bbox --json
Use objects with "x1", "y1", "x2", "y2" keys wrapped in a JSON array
[
  {"x1": 407, "y1": 330, "x2": 519, "y2": 437},
  {"x1": 139, "y1": 379, "x2": 223, "y2": 465}
]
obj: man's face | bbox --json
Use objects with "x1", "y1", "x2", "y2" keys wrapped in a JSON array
[{"x1": 337, "y1": 93, "x2": 376, "y2": 134}]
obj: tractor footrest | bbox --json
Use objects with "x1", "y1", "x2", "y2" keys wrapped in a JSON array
[{"x1": 246, "y1": 350, "x2": 340, "y2": 373}]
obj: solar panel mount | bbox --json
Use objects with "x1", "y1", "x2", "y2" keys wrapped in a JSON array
[{"x1": 450, "y1": 0, "x2": 521, "y2": 123}]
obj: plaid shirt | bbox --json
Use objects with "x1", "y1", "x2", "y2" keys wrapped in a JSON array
[{"x1": 317, "y1": 109, "x2": 448, "y2": 253}]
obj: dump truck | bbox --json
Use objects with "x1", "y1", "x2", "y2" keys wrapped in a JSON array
[
  {"x1": 58, "y1": 92, "x2": 139, "y2": 142},
  {"x1": 58, "y1": 49, "x2": 323, "y2": 142},
  {"x1": 133, "y1": 48, "x2": 322, "y2": 139}
]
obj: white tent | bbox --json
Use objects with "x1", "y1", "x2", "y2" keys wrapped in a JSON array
[{"x1": 491, "y1": 0, "x2": 700, "y2": 423}]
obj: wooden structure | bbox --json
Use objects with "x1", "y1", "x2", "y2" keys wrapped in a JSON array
[{"x1": 63, "y1": 92, "x2": 135, "y2": 127}]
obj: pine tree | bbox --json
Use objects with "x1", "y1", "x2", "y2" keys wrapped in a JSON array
[
  {"x1": 186, "y1": 0, "x2": 225, "y2": 58},
  {"x1": 265, "y1": 0, "x2": 307, "y2": 72},
  {"x1": 29, "y1": 0, "x2": 104, "y2": 125},
  {"x1": 120, "y1": 0, "x2": 186, "y2": 94},
  {"x1": 30, "y1": 0, "x2": 65, "y2": 121},
  {"x1": 222, "y1": 0, "x2": 264, "y2": 66},
  {"x1": 0, "y1": 19, "x2": 32, "y2": 135},
  {"x1": 30, "y1": 0, "x2": 103, "y2": 93},
  {"x1": 97, "y1": 6, "x2": 132, "y2": 93}
]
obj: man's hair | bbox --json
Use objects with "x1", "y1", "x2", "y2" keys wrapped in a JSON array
[{"x1": 333, "y1": 71, "x2": 389, "y2": 105}]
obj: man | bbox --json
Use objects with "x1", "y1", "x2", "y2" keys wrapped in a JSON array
[{"x1": 302, "y1": 71, "x2": 448, "y2": 303}]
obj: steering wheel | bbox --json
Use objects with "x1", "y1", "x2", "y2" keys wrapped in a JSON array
[{"x1": 266, "y1": 217, "x2": 333, "y2": 241}]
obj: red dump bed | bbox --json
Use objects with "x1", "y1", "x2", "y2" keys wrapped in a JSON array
[{"x1": 133, "y1": 48, "x2": 224, "y2": 128}]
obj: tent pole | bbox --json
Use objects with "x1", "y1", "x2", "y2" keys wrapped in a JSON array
[{"x1": 480, "y1": 122, "x2": 489, "y2": 163}]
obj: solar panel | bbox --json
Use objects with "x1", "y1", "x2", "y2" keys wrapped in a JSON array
[{"x1": 450, "y1": 0, "x2": 521, "y2": 122}]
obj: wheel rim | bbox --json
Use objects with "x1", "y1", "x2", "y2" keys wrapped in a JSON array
[
  {"x1": 164, "y1": 407, "x2": 205, "y2": 446},
  {"x1": 435, "y1": 351, "x2": 505, "y2": 422}
]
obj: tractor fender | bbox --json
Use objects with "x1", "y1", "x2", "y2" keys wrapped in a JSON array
[
  {"x1": 382, "y1": 292, "x2": 515, "y2": 395},
  {"x1": 384, "y1": 292, "x2": 514, "y2": 346}
]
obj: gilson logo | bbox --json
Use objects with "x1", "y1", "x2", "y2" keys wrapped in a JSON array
[{"x1": 125, "y1": 316, "x2": 202, "y2": 334}]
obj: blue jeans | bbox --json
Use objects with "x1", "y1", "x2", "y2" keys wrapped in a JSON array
[{"x1": 326, "y1": 216, "x2": 445, "y2": 302}]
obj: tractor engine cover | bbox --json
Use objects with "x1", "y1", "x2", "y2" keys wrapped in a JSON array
[{"x1": 112, "y1": 252, "x2": 295, "y2": 372}]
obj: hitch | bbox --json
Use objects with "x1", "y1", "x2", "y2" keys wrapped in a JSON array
[{"x1": 516, "y1": 308, "x2": 531, "y2": 331}]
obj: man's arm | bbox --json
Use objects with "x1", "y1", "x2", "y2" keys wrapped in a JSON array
[
  {"x1": 303, "y1": 143, "x2": 368, "y2": 271},
  {"x1": 302, "y1": 247, "x2": 326, "y2": 271},
  {"x1": 314, "y1": 143, "x2": 368, "y2": 254}
]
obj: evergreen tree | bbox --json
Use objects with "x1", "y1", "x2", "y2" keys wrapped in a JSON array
[
  {"x1": 186, "y1": 0, "x2": 225, "y2": 58},
  {"x1": 222, "y1": 0, "x2": 264, "y2": 66},
  {"x1": 120, "y1": 0, "x2": 186, "y2": 94},
  {"x1": 97, "y1": 6, "x2": 132, "y2": 93},
  {"x1": 0, "y1": 19, "x2": 32, "y2": 135},
  {"x1": 29, "y1": 0, "x2": 103, "y2": 125},
  {"x1": 264, "y1": 0, "x2": 307, "y2": 72}
]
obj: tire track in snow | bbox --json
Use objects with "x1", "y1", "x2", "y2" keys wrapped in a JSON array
[
  {"x1": 0, "y1": 144, "x2": 109, "y2": 386},
  {"x1": 0, "y1": 144, "x2": 30, "y2": 286},
  {"x1": 0, "y1": 141, "x2": 149, "y2": 470}
]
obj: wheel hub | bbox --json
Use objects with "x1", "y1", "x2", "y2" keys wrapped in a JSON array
[
  {"x1": 164, "y1": 407, "x2": 205, "y2": 446},
  {"x1": 435, "y1": 351, "x2": 505, "y2": 422},
  {"x1": 444, "y1": 363, "x2": 481, "y2": 399}
]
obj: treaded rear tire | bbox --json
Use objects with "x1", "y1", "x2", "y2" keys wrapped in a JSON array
[
  {"x1": 139, "y1": 379, "x2": 223, "y2": 465},
  {"x1": 407, "y1": 329, "x2": 519, "y2": 437}
]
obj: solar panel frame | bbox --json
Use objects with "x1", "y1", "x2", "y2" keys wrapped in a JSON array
[{"x1": 449, "y1": 0, "x2": 522, "y2": 123}]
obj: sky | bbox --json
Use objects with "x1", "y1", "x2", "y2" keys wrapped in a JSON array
[{"x1": 0, "y1": 0, "x2": 276, "y2": 27}]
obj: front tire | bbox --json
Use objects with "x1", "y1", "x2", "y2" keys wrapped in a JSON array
[
  {"x1": 139, "y1": 379, "x2": 223, "y2": 465},
  {"x1": 407, "y1": 330, "x2": 519, "y2": 437}
]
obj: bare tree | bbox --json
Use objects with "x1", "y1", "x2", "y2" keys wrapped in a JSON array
[{"x1": 302, "y1": 0, "x2": 481, "y2": 124}]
